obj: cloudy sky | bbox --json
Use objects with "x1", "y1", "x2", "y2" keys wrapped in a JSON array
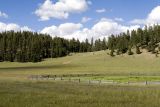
[{"x1": 0, "y1": 0, "x2": 160, "y2": 41}]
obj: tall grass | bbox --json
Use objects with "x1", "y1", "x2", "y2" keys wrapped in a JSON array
[
  {"x1": 0, "y1": 81, "x2": 160, "y2": 107},
  {"x1": 1, "y1": 51, "x2": 160, "y2": 107}
]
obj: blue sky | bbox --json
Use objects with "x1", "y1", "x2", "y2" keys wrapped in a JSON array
[{"x1": 0, "y1": 0, "x2": 160, "y2": 40}]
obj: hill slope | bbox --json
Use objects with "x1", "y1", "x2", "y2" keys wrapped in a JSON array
[{"x1": 0, "y1": 50, "x2": 160, "y2": 80}]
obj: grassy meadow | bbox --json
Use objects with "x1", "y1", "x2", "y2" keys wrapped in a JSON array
[
  {"x1": 1, "y1": 50, "x2": 160, "y2": 80},
  {"x1": 1, "y1": 81, "x2": 160, "y2": 107},
  {"x1": 1, "y1": 50, "x2": 160, "y2": 107}
]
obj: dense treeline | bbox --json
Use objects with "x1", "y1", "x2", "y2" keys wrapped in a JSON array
[
  {"x1": 1, "y1": 24, "x2": 159, "y2": 62},
  {"x1": 0, "y1": 31, "x2": 107, "y2": 62},
  {"x1": 108, "y1": 25, "x2": 160, "y2": 56}
]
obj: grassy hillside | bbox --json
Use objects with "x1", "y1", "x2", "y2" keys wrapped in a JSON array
[
  {"x1": 0, "y1": 50, "x2": 160, "y2": 80},
  {"x1": 1, "y1": 50, "x2": 160, "y2": 107}
]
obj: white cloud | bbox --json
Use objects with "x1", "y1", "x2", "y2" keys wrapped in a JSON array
[
  {"x1": 0, "y1": 22, "x2": 32, "y2": 32},
  {"x1": 114, "y1": 18, "x2": 124, "y2": 22},
  {"x1": 20, "y1": 26, "x2": 33, "y2": 31},
  {"x1": 130, "y1": 19, "x2": 146, "y2": 25},
  {"x1": 41, "y1": 23, "x2": 83, "y2": 37},
  {"x1": 41, "y1": 25, "x2": 59, "y2": 36},
  {"x1": 41, "y1": 18, "x2": 140, "y2": 41},
  {"x1": 59, "y1": 23, "x2": 83, "y2": 35},
  {"x1": 81, "y1": 17, "x2": 92, "y2": 23},
  {"x1": 147, "y1": 6, "x2": 160, "y2": 24},
  {"x1": 35, "y1": 0, "x2": 89, "y2": 21},
  {"x1": 130, "y1": 6, "x2": 160, "y2": 25},
  {"x1": 0, "y1": 11, "x2": 8, "y2": 18},
  {"x1": 96, "y1": 8, "x2": 106, "y2": 13},
  {"x1": 91, "y1": 18, "x2": 139, "y2": 38}
]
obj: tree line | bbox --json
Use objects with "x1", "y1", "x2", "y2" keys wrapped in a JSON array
[
  {"x1": 0, "y1": 31, "x2": 107, "y2": 62},
  {"x1": 108, "y1": 24, "x2": 160, "y2": 56},
  {"x1": 1, "y1": 24, "x2": 158, "y2": 62}
]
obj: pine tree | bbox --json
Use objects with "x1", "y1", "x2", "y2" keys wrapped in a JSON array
[
  {"x1": 128, "y1": 46, "x2": 133, "y2": 55},
  {"x1": 110, "y1": 49, "x2": 114, "y2": 57},
  {"x1": 102, "y1": 37, "x2": 107, "y2": 50},
  {"x1": 91, "y1": 37, "x2": 94, "y2": 52},
  {"x1": 136, "y1": 46, "x2": 141, "y2": 54}
]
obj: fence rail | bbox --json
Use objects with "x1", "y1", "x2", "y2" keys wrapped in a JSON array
[{"x1": 28, "y1": 74, "x2": 160, "y2": 86}]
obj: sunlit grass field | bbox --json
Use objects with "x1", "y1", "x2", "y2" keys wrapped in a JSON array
[
  {"x1": 0, "y1": 50, "x2": 160, "y2": 80},
  {"x1": 1, "y1": 50, "x2": 160, "y2": 107}
]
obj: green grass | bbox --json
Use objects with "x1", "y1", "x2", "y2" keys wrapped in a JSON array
[
  {"x1": 0, "y1": 50, "x2": 160, "y2": 81},
  {"x1": 1, "y1": 51, "x2": 160, "y2": 107},
  {"x1": 0, "y1": 81, "x2": 160, "y2": 107},
  {"x1": 84, "y1": 76, "x2": 160, "y2": 82},
  {"x1": 56, "y1": 75, "x2": 160, "y2": 82}
]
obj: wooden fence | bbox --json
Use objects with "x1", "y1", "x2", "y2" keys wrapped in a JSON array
[{"x1": 28, "y1": 74, "x2": 160, "y2": 86}]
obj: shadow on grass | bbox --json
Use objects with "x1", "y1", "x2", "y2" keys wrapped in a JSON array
[{"x1": 0, "y1": 64, "x2": 78, "y2": 71}]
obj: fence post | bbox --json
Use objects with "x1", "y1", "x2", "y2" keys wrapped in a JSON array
[
  {"x1": 146, "y1": 81, "x2": 148, "y2": 85},
  {"x1": 53, "y1": 76, "x2": 55, "y2": 80},
  {"x1": 99, "y1": 80, "x2": 101, "y2": 85},
  {"x1": 47, "y1": 75, "x2": 49, "y2": 80},
  {"x1": 78, "y1": 78, "x2": 80, "y2": 83},
  {"x1": 112, "y1": 80, "x2": 114, "y2": 84}
]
